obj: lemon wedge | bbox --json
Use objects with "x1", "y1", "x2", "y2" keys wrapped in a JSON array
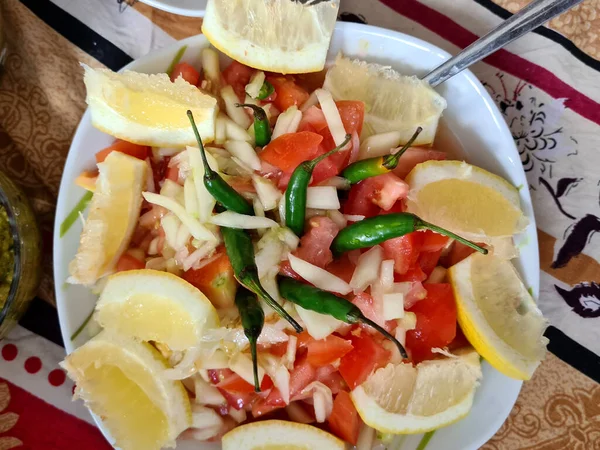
[
  {"x1": 406, "y1": 160, "x2": 528, "y2": 244},
  {"x1": 222, "y1": 420, "x2": 346, "y2": 450},
  {"x1": 68, "y1": 151, "x2": 146, "y2": 286},
  {"x1": 61, "y1": 331, "x2": 191, "y2": 450},
  {"x1": 201, "y1": 0, "x2": 339, "y2": 74},
  {"x1": 83, "y1": 64, "x2": 217, "y2": 147},
  {"x1": 448, "y1": 253, "x2": 548, "y2": 380},
  {"x1": 95, "y1": 269, "x2": 219, "y2": 351},
  {"x1": 351, "y1": 348, "x2": 481, "y2": 434},
  {"x1": 323, "y1": 55, "x2": 446, "y2": 142}
]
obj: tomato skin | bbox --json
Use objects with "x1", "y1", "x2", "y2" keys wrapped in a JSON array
[
  {"x1": 441, "y1": 241, "x2": 478, "y2": 267},
  {"x1": 307, "y1": 335, "x2": 353, "y2": 366},
  {"x1": 170, "y1": 62, "x2": 201, "y2": 86},
  {"x1": 279, "y1": 260, "x2": 303, "y2": 281},
  {"x1": 116, "y1": 253, "x2": 145, "y2": 272},
  {"x1": 294, "y1": 216, "x2": 340, "y2": 268},
  {"x1": 382, "y1": 232, "x2": 424, "y2": 275},
  {"x1": 182, "y1": 247, "x2": 237, "y2": 308},
  {"x1": 343, "y1": 173, "x2": 408, "y2": 218},
  {"x1": 406, "y1": 283, "x2": 457, "y2": 363},
  {"x1": 392, "y1": 147, "x2": 447, "y2": 179},
  {"x1": 418, "y1": 249, "x2": 443, "y2": 276},
  {"x1": 339, "y1": 330, "x2": 390, "y2": 389},
  {"x1": 420, "y1": 231, "x2": 450, "y2": 252},
  {"x1": 95, "y1": 140, "x2": 150, "y2": 164},
  {"x1": 259, "y1": 132, "x2": 323, "y2": 174},
  {"x1": 328, "y1": 391, "x2": 361, "y2": 445},
  {"x1": 343, "y1": 180, "x2": 381, "y2": 218},
  {"x1": 267, "y1": 75, "x2": 310, "y2": 111},
  {"x1": 222, "y1": 60, "x2": 255, "y2": 100},
  {"x1": 217, "y1": 372, "x2": 272, "y2": 393},
  {"x1": 394, "y1": 264, "x2": 427, "y2": 282},
  {"x1": 336, "y1": 101, "x2": 365, "y2": 136}
]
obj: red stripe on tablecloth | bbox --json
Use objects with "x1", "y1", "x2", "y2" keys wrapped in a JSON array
[
  {"x1": 1, "y1": 378, "x2": 111, "y2": 450},
  {"x1": 380, "y1": 0, "x2": 600, "y2": 125}
]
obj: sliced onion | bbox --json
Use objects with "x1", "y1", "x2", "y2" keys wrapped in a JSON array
[
  {"x1": 358, "y1": 131, "x2": 403, "y2": 160},
  {"x1": 252, "y1": 175, "x2": 281, "y2": 211},
  {"x1": 193, "y1": 375, "x2": 226, "y2": 406},
  {"x1": 196, "y1": 348, "x2": 230, "y2": 370},
  {"x1": 191, "y1": 404, "x2": 224, "y2": 430},
  {"x1": 344, "y1": 214, "x2": 365, "y2": 222},
  {"x1": 229, "y1": 352, "x2": 265, "y2": 386},
  {"x1": 157, "y1": 147, "x2": 181, "y2": 157},
  {"x1": 218, "y1": 113, "x2": 253, "y2": 143},
  {"x1": 215, "y1": 114, "x2": 227, "y2": 144},
  {"x1": 284, "y1": 335, "x2": 297, "y2": 370},
  {"x1": 201, "y1": 48, "x2": 220, "y2": 87},
  {"x1": 380, "y1": 260, "x2": 395, "y2": 291},
  {"x1": 188, "y1": 146, "x2": 217, "y2": 222},
  {"x1": 295, "y1": 305, "x2": 344, "y2": 340},
  {"x1": 350, "y1": 245, "x2": 383, "y2": 292},
  {"x1": 327, "y1": 210, "x2": 347, "y2": 229},
  {"x1": 225, "y1": 140, "x2": 262, "y2": 171},
  {"x1": 356, "y1": 424, "x2": 376, "y2": 450},
  {"x1": 143, "y1": 192, "x2": 217, "y2": 242},
  {"x1": 160, "y1": 179, "x2": 183, "y2": 200},
  {"x1": 210, "y1": 211, "x2": 278, "y2": 229},
  {"x1": 263, "y1": 103, "x2": 280, "y2": 122},
  {"x1": 174, "y1": 246, "x2": 190, "y2": 267},
  {"x1": 229, "y1": 407, "x2": 247, "y2": 424},
  {"x1": 161, "y1": 214, "x2": 181, "y2": 250},
  {"x1": 277, "y1": 195, "x2": 287, "y2": 224},
  {"x1": 300, "y1": 381, "x2": 333, "y2": 423},
  {"x1": 164, "y1": 346, "x2": 202, "y2": 380},
  {"x1": 148, "y1": 237, "x2": 160, "y2": 256},
  {"x1": 404, "y1": 282, "x2": 427, "y2": 309},
  {"x1": 317, "y1": 176, "x2": 351, "y2": 190},
  {"x1": 183, "y1": 242, "x2": 217, "y2": 271},
  {"x1": 245, "y1": 71, "x2": 265, "y2": 99},
  {"x1": 255, "y1": 230, "x2": 284, "y2": 279},
  {"x1": 221, "y1": 85, "x2": 252, "y2": 128},
  {"x1": 426, "y1": 266, "x2": 447, "y2": 284},
  {"x1": 306, "y1": 186, "x2": 340, "y2": 210},
  {"x1": 278, "y1": 227, "x2": 300, "y2": 251},
  {"x1": 315, "y1": 89, "x2": 346, "y2": 146},
  {"x1": 230, "y1": 156, "x2": 254, "y2": 174},
  {"x1": 260, "y1": 354, "x2": 291, "y2": 404},
  {"x1": 382, "y1": 293, "x2": 405, "y2": 320},
  {"x1": 300, "y1": 90, "x2": 319, "y2": 112},
  {"x1": 184, "y1": 176, "x2": 199, "y2": 218},
  {"x1": 272, "y1": 105, "x2": 302, "y2": 140},
  {"x1": 289, "y1": 254, "x2": 351, "y2": 294},
  {"x1": 145, "y1": 158, "x2": 156, "y2": 193}
]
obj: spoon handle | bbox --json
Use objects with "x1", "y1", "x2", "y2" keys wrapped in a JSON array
[{"x1": 422, "y1": 0, "x2": 583, "y2": 87}]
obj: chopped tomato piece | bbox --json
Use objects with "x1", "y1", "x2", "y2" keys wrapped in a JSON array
[
  {"x1": 418, "y1": 249, "x2": 443, "y2": 276},
  {"x1": 279, "y1": 260, "x2": 303, "y2": 281},
  {"x1": 259, "y1": 341, "x2": 288, "y2": 358},
  {"x1": 220, "y1": 389, "x2": 253, "y2": 411},
  {"x1": 351, "y1": 292, "x2": 382, "y2": 327},
  {"x1": 182, "y1": 247, "x2": 237, "y2": 308},
  {"x1": 95, "y1": 140, "x2": 149, "y2": 164},
  {"x1": 343, "y1": 180, "x2": 381, "y2": 218},
  {"x1": 307, "y1": 335, "x2": 353, "y2": 366},
  {"x1": 259, "y1": 132, "x2": 323, "y2": 174},
  {"x1": 296, "y1": 331, "x2": 313, "y2": 349},
  {"x1": 226, "y1": 176, "x2": 256, "y2": 195},
  {"x1": 222, "y1": 60, "x2": 255, "y2": 100},
  {"x1": 316, "y1": 368, "x2": 346, "y2": 394},
  {"x1": 116, "y1": 253, "x2": 145, "y2": 272},
  {"x1": 294, "y1": 216, "x2": 340, "y2": 268},
  {"x1": 328, "y1": 391, "x2": 361, "y2": 445},
  {"x1": 392, "y1": 147, "x2": 447, "y2": 179},
  {"x1": 217, "y1": 371, "x2": 273, "y2": 394},
  {"x1": 379, "y1": 199, "x2": 406, "y2": 215},
  {"x1": 336, "y1": 101, "x2": 365, "y2": 136},
  {"x1": 420, "y1": 230, "x2": 450, "y2": 252},
  {"x1": 448, "y1": 326, "x2": 470, "y2": 351},
  {"x1": 382, "y1": 232, "x2": 424, "y2": 275},
  {"x1": 170, "y1": 62, "x2": 201, "y2": 86},
  {"x1": 394, "y1": 264, "x2": 427, "y2": 282},
  {"x1": 325, "y1": 254, "x2": 356, "y2": 284},
  {"x1": 266, "y1": 354, "x2": 316, "y2": 405},
  {"x1": 343, "y1": 173, "x2": 408, "y2": 218},
  {"x1": 267, "y1": 75, "x2": 310, "y2": 111},
  {"x1": 298, "y1": 106, "x2": 328, "y2": 133},
  {"x1": 441, "y1": 241, "x2": 478, "y2": 267},
  {"x1": 251, "y1": 397, "x2": 283, "y2": 418},
  {"x1": 339, "y1": 330, "x2": 390, "y2": 389},
  {"x1": 406, "y1": 283, "x2": 457, "y2": 363}
]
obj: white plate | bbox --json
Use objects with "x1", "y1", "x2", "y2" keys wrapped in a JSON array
[
  {"x1": 54, "y1": 22, "x2": 538, "y2": 450},
  {"x1": 137, "y1": 0, "x2": 206, "y2": 17}
]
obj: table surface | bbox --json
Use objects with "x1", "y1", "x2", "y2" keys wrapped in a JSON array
[{"x1": 1, "y1": 0, "x2": 599, "y2": 449}]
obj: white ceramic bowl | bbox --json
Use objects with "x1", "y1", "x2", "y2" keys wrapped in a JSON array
[
  {"x1": 137, "y1": 0, "x2": 206, "y2": 17},
  {"x1": 54, "y1": 22, "x2": 538, "y2": 450}
]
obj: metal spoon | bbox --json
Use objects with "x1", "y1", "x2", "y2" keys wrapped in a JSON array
[{"x1": 423, "y1": 0, "x2": 583, "y2": 87}]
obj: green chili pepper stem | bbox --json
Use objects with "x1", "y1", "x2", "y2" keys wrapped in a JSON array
[
  {"x1": 236, "y1": 103, "x2": 271, "y2": 147},
  {"x1": 284, "y1": 134, "x2": 351, "y2": 236},
  {"x1": 187, "y1": 111, "x2": 254, "y2": 215},
  {"x1": 353, "y1": 313, "x2": 408, "y2": 359},
  {"x1": 257, "y1": 80, "x2": 275, "y2": 100},
  {"x1": 381, "y1": 126, "x2": 423, "y2": 170},
  {"x1": 70, "y1": 308, "x2": 94, "y2": 341},
  {"x1": 416, "y1": 219, "x2": 488, "y2": 255}
]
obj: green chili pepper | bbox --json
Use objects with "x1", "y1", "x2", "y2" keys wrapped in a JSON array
[
  {"x1": 187, "y1": 110, "x2": 254, "y2": 215},
  {"x1": 342, "y1": 127, "x2": 423, "y2": 184},
  {"x1": 166, "y1": 45, "x2": 188, "y2": 77},
  {"x1": 330, "y1": 212, "x2": 488, "y2": 256},
  {"x1": 235, "y1": 287, "x2": 265, "y2": 392},
  {"x1": 256, "y1": 80, "x2": 275, "y2": 100},
  {"x1": 278, "y1": 276, "x2": 408, "y2": 359},
  {"x1": 60, "y1": 191, "x2": 93, "y2": 237},
  {"x1": 221, "y1": 225, "x2": 303, "y2": 333},
  {"x1": 236, "y1": 103, "x2": 271, "y2": 147},
  {"x1": 285, "y1": 134, "x2": 352, "y2": 236}
]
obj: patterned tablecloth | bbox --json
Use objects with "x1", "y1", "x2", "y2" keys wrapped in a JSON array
[{"x1": 0, "y1": 0, "x2": 599, "y2": 448}]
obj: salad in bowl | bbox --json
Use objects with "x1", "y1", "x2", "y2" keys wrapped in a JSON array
[{"x1": 54, "y1": 1, "x2": 547, "y2": 449}]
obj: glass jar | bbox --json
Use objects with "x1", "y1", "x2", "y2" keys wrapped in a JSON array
[{"x1": 0, "y1": 171, "x2": 42, "y2": 338}]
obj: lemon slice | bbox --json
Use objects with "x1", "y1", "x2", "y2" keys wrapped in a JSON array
[
  {"x1": 448, "y1": 253, "x2": 548, "y2": 380},
  {"x1": 83, "y1": 64, "x2": 217, "y2": 147},
  {"x1": 68, "y1": 151, "x2": 146, "y2": 286},
  {"x1": 201, "y1": 0, "x2": 339, "y2": 74},
  {"x1": 323, "y1": 55, "x2": 446, "y2": 142},
  {"x1": 222, "y1": 420, "x2": 346, "y2": 450},
  {"x1": 351, "y1": 348, "x2": 481, "y2": 434},
  {"x1": 95, "y1": 269, "x2": 219, "y2": 351},
  {"x1": 406, "y1": 160, "x2": 528, "y2": 244},
  {"x1": 61, "y1": 331, "x2": 191, "y2": 450}
]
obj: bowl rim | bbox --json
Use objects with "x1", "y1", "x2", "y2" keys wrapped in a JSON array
[
  {"x1": 0, "y1": 177, "x2": 21, "y2": 326},
  {"x1": 53, "y1": 20, "x2": 535, "y2": 450}
]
